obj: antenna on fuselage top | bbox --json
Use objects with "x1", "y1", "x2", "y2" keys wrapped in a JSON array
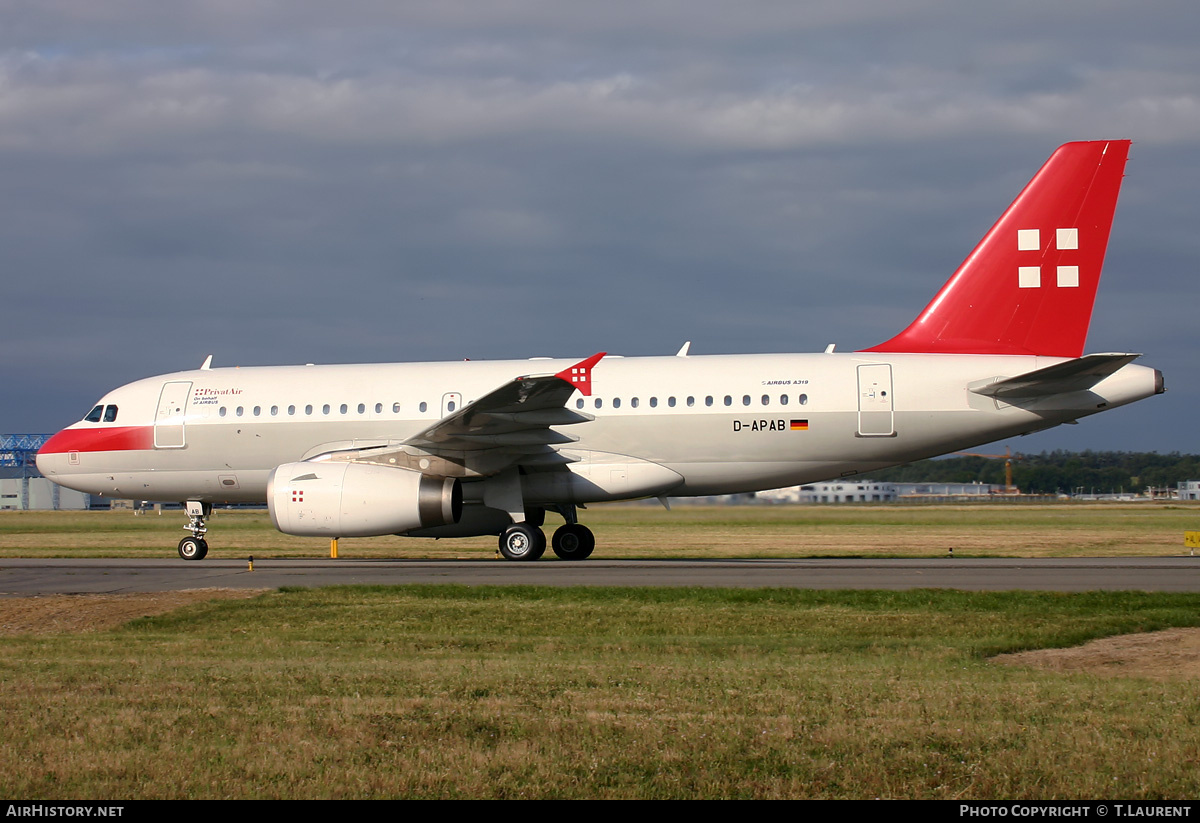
[
  {"x1": 676, "y1": 341, "x2": 691, "y2": 357},
  {"x1": 200, "y1": 355, "x2": 213, "y2": 370}
]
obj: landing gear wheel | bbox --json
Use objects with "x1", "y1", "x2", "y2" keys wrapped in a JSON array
[
  {"x1": 552, "y1": 523, "x2": 595, "y2": 560},
  {"x1": 178, "y1": 536, "x2": 209, "y2": 561},
  {"x1": 499, "y1": 523, "x2": 546, "y2": 561}
]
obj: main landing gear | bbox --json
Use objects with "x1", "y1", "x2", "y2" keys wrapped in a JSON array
[
  {"x1": 498, "y1": 522, "x2": 546, "y2": 561},
  {"x1": 178, "y1": 501, "x2": 211, "y2": 561},
  {"x1": 551, "y1": 523, "x2": 595, "y2": 560},
  {"x1": 496, "y1": 505, "x2": 595, "y2": 561}
]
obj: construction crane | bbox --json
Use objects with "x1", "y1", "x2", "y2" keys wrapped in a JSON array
[{"x1": 953, "y1": 446, "x2": 1023, "y2": 495}]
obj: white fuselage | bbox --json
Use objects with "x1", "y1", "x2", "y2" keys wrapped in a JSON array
[{"x1": 37, "y1": 351, "x2": 1161, "y2": 506}]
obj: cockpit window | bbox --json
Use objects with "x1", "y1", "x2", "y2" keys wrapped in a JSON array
[
  {"x1": 84, "y1": 405, "x2": 103, "y2": 422},
  {"x1": 103, "y1": 405, "x2": 118, "y2": 423}
]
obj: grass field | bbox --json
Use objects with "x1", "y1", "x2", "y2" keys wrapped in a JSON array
[
  {"x1": 2, "y1": 586, "x2": 1199, "y2": 799},
  {"x1": 3, "y1": 504, "x2": 1200, "y2": 798},
  {"x1": 1, "y1": 502, "x2": 1198, "y2": 559}
]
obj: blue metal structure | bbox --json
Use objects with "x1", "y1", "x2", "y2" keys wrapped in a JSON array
[{"x1": 0, "y1": 434, "x2": 51, "y2": 467}]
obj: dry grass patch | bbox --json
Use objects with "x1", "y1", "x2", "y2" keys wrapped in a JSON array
[
  {"x1": 995, "y1": 628, "x2": 1200, "y2": 681},
  {"x1": 0, "y1": 589, "x2": 266, "y2": 635}
]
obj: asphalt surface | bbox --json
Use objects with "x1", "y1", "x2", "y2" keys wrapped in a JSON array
[{"x1": 2, "y1": 556, "x2": 1199, "y2": 595}]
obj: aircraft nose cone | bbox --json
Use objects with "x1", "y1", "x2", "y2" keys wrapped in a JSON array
[{"x1": 35, "y1": 430, "x2": 69, "y2": 476}]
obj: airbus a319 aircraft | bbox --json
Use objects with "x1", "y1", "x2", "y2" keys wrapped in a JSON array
[{"x1": 38, "y1": 140, "x2": 1163, "y2": 561}]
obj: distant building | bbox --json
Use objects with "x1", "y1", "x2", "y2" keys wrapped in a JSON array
[
  {"x1": 1179, "y1": 481, "x2": 1200, "y2": 501},
  {"x1": 892, "y1": 482, "x2": 1006, "y2": 498},
  {"x1": 0, "y1": 434, "x2": 91, "y2": 510},
  {"x1": 758, "y1": 479, "x2": 1007, "y2": 504},
  {"x1": 753, "y1": 484, "x2": 897, "y2": 503},
  {"x1": 0, "y1": 471, "x2": 91, "y2": 510},
  {"x1": 793, "y1": 481, "x2": 898, "y2": 503}
]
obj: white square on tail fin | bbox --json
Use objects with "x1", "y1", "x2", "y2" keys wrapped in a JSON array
[
  {"x1": 1057, "y1": 266, "x2": 1079, "y2": 287},
  {"x1": 1017, "y1": 229, "x2": 1040, "y2": 251}
]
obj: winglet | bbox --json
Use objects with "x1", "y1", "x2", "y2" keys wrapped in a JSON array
[{"x1": 555, "y1": 352, "x2": 606, "y2": 396}]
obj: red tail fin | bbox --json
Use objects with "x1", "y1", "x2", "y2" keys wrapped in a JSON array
[{"x1": 864, "y1": 140, "x2": 1130, "y2": 357}]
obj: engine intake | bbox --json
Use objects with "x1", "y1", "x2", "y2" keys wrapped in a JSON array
[{"x1": 267, "y1": 461, "x2": 461, "y2": 537}]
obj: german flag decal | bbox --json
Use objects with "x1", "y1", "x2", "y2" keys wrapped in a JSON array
[{"x1": 790, "y1": 419, "x2": 809, "y2": 431}]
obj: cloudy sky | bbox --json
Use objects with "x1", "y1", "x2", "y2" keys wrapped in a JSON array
[{"x1": 3, "y1": 1, "x2": 1197, "y2": 454}]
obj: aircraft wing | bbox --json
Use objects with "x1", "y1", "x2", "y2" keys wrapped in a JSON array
[
  {"x1": 971, "y1": 353, "x2": 1140, "y2": 399},
  {"x1": 311, "y1": 353, "x2": 605, "y2": 477},
  {"x1": 406, "y1": 352, "x2": 605, "y2": 450}
]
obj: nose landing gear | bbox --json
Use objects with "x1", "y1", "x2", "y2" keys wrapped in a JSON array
[{"x1": 178, "y1": 501, "x2": 211, "y2": 560}]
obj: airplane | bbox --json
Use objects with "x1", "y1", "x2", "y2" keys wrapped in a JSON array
[{"x1": 36, "y1": 140, "x2": 1163, "y2": 561}]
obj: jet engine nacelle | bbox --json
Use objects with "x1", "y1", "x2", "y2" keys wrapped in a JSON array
[{"x1": 267, "y1": 461, "x2": 462, "y2": 537}]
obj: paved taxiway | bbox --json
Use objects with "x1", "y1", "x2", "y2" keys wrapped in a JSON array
[{"x1": 2, "y1": 557, "x2": 1199, "y2": 595}]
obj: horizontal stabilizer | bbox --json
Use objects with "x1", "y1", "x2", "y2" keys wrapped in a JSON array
[{"x1": 971, "y1": 353, "x2": 1140, "y2": 399}]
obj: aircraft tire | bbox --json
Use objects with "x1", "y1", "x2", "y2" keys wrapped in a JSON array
[
  {"x1": 551, "y1": 524, "x2": 595, "y2": 560},
  {"x1": 499, "y1": 523, "x2": 545, "y2": 561},
  {"x1": 178, "y1": 536, "x2": 208, "y2": 561}
]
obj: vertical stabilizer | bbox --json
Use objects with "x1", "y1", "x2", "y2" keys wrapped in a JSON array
[{"x1": 864, "y1": 140, "x2": 1130, "y2": 357}]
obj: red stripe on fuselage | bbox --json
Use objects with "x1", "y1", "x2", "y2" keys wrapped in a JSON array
[{"x1": 39, "y1": 426, "x2": 155, "y2": 454}]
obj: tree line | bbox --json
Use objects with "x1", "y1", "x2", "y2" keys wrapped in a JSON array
[{"x1": 868, "y1": 451, "x2": 1200, "y2": 495}]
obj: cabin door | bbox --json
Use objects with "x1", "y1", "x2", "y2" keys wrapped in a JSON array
[
  {"x1": 154, "y1": 381, "x2": 192, "y2": 448},
  {"x1": 856, "y1": 364, "x2": 894, "y2": 437}
]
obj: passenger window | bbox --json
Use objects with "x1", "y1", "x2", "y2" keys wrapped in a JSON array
[
  {"x1": 448, "y1": 400, "x2": 456, "y2": 412},
  {"x1": 576, "y1": 399, "x2": 584, "y2": 409},
  {"x1": 798, "y1": 394, "x2": 808, "y2": 405},
  {"x1": 631, "y1": 397, "x2": 639, "y2": 408},
  {"x1": 724, "y1": 396, "x2": 732, "y2": 406},
  {"x1": 305, "y1": 405, "x2": 313, "y2": 415},
  {"x1": 288, "y1": 405, "x2": 296, "y2": 415},
  {"x1": 393, "y1": 402, "x2": 400, "y2": 413},
  {"x1": 322, "y1": 404, "x2": 331, "y2": 415},
  {"x1": 85, "y1": 405, "x2": 103, "y2": 423},
  {"x1": 780, "y1": 395, "x2": 788, "y2": 406},
  {"x1": 668, "y1": 397, "x2": 676, "y2": 407},
  {"x1": 253, "y1": 406, "x2": 261, "y2": 416},
  {"x1": 340, "y1": 404, "x2": 348, "y2": 414},
  {"x1": 219, "y1": 407, "x2": 227, "y2": 418},
  {"x1": 103, "y1": 405, "x2": 118, "y2": 423},
  {"x1": 686, "y1": 396, "x2": 695, "y2": 407},
  {"x1": 236, "y1": 406, "x2": 244, "y2": 417},
  {"x1": 705, "y1": 396, "x2": 713, "y2": 407},
  {"x1": 374, "y1": 403, "x2": 382, "y2": 414},
  {"x1": 649, "y1": 397, "x2": 658, "y2": 408},
  {"x1": 762, "y1": 394, "x2": 769, "y2": 405},
  {"x1": 613, "y1": 398, "x2": 621, "y2": 409},
  {"x1": 271, "y1": 405, "x2": 279, "y2": 416},
  {"x1": 742, "y1": 395, "x2": 751, "y2": 406},
  {"x1": 419, "y1": 401, "x2": 428, "y2": 413},
  {"x1": 359, "y1": 403, "x2": 366, "y2": 414},
  {"x1": 594, "y1": 398, "x2": 603, "y2": 409}
]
